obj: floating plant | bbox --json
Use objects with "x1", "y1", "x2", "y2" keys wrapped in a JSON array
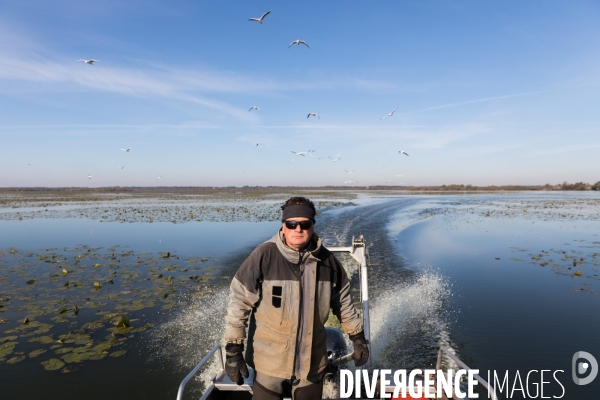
[{"x1": 0, "y1": 244, "x2": 221, "y2": 371}]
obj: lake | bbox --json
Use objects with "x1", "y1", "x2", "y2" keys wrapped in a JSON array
[{"x1": 1, "y1": 190, "x2": 599, "y2": 399}]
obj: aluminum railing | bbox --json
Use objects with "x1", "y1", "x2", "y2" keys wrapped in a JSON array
[
  {"x1": 328, "y1": 234, "x2": 373, "y2": 371},
  {"x1": 436, "y1": 346, "x2": 498, "y2": 400},
  {"x1": 176, "y1": 344, "x2": 223, "y2": 400}
]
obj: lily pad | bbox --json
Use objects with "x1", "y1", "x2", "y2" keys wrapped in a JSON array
[
  {"x1": 91, "y1": 341, "x2": 112, "y2": 352},
  {"x1": 28, "y1": 335, "x2": 54, "y2": 344},
  {"x1": 131, "y1": 323, "x2": 154, "y2": 333},
  {"x1": 0, "y1": 342, "x2": 17, "y2": 358},
  {"x1": 54, "y1": 347, "x2": 75, "y2": 355},
  {"x1": 60, "y1": 364, "x2": 81, "y2": 373},
  {"x1": 109, "y1": 350, "x2": 127, "y2": 358},
  {"x1": 42, "y1": 358, "x2": 65, "y2": 371},
  {"x1": 6, "y1": 355, "x2": 26, "y2": 364},
  {"x1": 28, "y1": 348, "x2": 47, "y2": 358}
]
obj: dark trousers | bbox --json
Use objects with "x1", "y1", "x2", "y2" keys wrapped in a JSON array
[{"x1": 253, "y1": 372, "x2": 323, "y2": 400}]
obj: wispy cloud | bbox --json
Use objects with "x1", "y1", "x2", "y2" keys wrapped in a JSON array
[
  {"x1": 468, "y1": 142, "x2": 529, "y2": 155},
  {"x1": 232, "y1": 121, "x2": 488, "y2": 150},
  {"x1": 397, "y1": 90, "x2": 553, "y2": 116},
  {"x1": 530, "y1": 143, "x2": 600, "y2": 157},
  {"x1": 0, "y1": 26, "x2": 398, "y2": 123}
]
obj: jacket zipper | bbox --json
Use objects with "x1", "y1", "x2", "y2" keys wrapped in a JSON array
[{"x1": 292, "y1": 255, "x2": 304, "y2": 380}]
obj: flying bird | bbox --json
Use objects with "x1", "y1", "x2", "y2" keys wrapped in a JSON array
[
  {"x1": 249, "y1": 106, "x2": 260, "y2": 112},
  {"x1": 291, "y1": 151, "x2": 308, "y2": 156},
  {"x1": 120, "y1": 166, "x2": 125, "y2": 169},
  {"x1": 328, "y1": 156, "x2": 342, "y2": 162},
  {"x1": 77, "y1": 59, "x2": 98, "y2": 65},
  {"x1": 288, "y1": 40, "x2": 310, "y2": 49},
  {"x1": 256, "y1": 143, "x2": 265, "y2": 147},
  {"x1": 381, "y1": 107, "x2": 398, "y2": 119},
  {"x1": 307, "y1": 113, "x2": 319, "y2": 119},
  {"x1": 395, "y1": 174, "x2": 404, "y2": 177},
  {"x1": 398, "y1": 151, "x2": 409, "y2": 156},
  {"x1": 158, "y1": 176, "x2": 161, "y2": 179},
  {"x1": 121, "y1": 148, "x2": 131, "y2": 152},
  {"x1": 345, "y1": 170, "x2": 355, "y2": 174},
  {"x1": 344, "y1": 181, "x2": 358, "y2": 184},
  {"x1": 248, "y1": 10, "x2": 271, "y2": 25},
  {"x1": 87, "y1": 174, "x2": 92, "y2": 179}
]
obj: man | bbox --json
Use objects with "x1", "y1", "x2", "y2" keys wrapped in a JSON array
[{"x1": 223, "y1": 196, "x2": 369, "y2": 400}]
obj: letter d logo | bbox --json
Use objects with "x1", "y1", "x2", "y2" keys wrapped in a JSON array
[{"x1": 572, "y1": 351, "x2": 598, "y2": 385}]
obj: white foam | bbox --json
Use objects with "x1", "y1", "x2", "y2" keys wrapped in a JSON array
[
  {"x1": 151, "y1": 287, "x2": 229, "y2": 389},
  {"x1": 368, "y1": 269, "x2": 454, "y2": 368}
]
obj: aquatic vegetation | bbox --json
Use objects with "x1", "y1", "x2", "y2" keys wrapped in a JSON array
[
  {"x1": 0, "y1": 244, "x2": 221, "y2": 371},
  {"x1": 0, "y1": 189, "x2": 357, "y2": 223},
  {"x1": 407, "y1": 195, "x2": 600, "y2": 294}
]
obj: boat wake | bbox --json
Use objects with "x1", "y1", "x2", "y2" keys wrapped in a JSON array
[{"x1": 150, "y1": 287, "x2": 230, "y2": 394}]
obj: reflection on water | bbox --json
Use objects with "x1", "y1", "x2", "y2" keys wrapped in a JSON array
[
  {"x1": 1, "y1": 191, "x2": 599, "y2": 399},
  {"x1": 393, "y1": 192, "x2": 600, "y2": 399}
]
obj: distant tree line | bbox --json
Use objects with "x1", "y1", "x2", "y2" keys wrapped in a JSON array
[
  {"x1": 542, "y1": 181, "x2": 600, "y2": 191},
  {"x1": 0, "y1": 181, "x2": 599, "y2": 193}
]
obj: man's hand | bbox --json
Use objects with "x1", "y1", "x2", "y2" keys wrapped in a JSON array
[
  {"x1": 225, "y1": 343, "x2": 249, "y2": 385},
  {"x1": 349, "y1": 331, "x2": 369, "y2": 367}
]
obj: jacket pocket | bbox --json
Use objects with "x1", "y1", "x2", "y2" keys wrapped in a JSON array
[
  {"x1": 252, "y1": 320, "x2": 292, "y2": 374},
  {"x1": 260, "y1": 280, "x2": 291, "y2": 325}
]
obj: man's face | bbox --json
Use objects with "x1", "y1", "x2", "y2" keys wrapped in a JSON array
[{"x1": 282, "y1": 217, "x2": 314, "y2": 251}]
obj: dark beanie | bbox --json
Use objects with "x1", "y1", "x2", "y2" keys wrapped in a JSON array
[{"x1": 281, "y1": 204, "x2": 316, "y2": 222}]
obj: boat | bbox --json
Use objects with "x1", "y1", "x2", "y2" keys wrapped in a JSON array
[{"x1": 176, "y1": 235, "x2": 498, "y2": 400}]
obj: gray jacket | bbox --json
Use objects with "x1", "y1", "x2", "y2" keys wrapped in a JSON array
[{"x1": 224, "y1": 230, "x2": 363, "y2": 380}]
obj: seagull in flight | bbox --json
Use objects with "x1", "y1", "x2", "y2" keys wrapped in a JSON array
[
  {"x1": 249, "y1": 106, "x2": 260, "y2": 112},
  {"x1": 120, "y1": 166, "x2": 125, "y2": 169},
  {"x1": 398, "y1": 150, "x2": 409, "y2": 156},
  {"x1": 249, "y1": 10, "x2": 271, "y2": 25},
  {"x1": 345, "y1": 170, "x2": 355, "y2": 174},
  {"x1": 289, "y1": 40, "x2": 310, "y2": 49},
  {"x1": 292, "y1": 151, "x2": 308, "y2": 156},
  {"x1": 381, "y1": 107, "x2": 398, "y2": 119},
  {"x1": 88, "y1": 174, "x2": 92, "y2": 179},
  {"x1": 395, "y1": 174, "x2": 404, "y2": 177},
  {"x1": 328, "y1": 156, "x2": 342, "y2": 162},
  {"x1": 344, "y1": 181, "x2": 358, "y2": 184},
  {"x1": 256, "y1": 142, "x2": 266, "y2": 147},
  {"x1": 307, "y1": 113, "x2": 319, "y2": 119},
  {"x1": 77, "y1": 59, "x2": 98, "y2": 65},
  {"x1": 121, "y1": 148, "x2": 131, "y2": 152},
  {"x1": 158, "y1": 176, "x2": 161, "y2": 179}
]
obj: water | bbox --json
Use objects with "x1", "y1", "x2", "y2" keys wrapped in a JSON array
[
  {"x1": 1, "y1": 191, "x2": 599, "y2": 399},
  {"x1": 392, "y1": 192, "x2": 600, "y2": 399}
]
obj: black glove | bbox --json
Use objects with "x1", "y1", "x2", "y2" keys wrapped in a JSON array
[
  {"x1": 225, "y1": 343, "x2": 249, "y2": 385},
  {"x1": 349, "y1": 331, "x2": 369, "y2": 367}
]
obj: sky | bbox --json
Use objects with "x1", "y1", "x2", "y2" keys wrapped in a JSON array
[{"x1": 1, "y1": 1, "x2": 599, "y2": 187}]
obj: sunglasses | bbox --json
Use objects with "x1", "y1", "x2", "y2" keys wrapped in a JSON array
[{"x1": 284, "y1": 220, "x2": 313, "y2": 230}]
